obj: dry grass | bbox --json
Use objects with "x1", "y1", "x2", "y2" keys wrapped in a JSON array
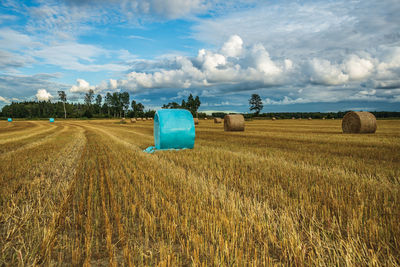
[{"x1": 0, "y1": 119, "x2": 399, "y2": 266}]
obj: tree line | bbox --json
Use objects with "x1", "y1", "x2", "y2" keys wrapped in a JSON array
[{"x1": 0, "y1": 91, "x2": 203, "y2": 119}]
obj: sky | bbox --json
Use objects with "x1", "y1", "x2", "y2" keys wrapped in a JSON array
[{"x1": 0, "y1": 0, "x2": 400, "y2": 113}]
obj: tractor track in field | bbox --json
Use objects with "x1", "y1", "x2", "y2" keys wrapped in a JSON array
[
  {"x1": 0, "y1": 121, "x2": 58, "y2": 145},
  {"x1": 0, "y1": 124, "x2": 69, "y2": 156}
]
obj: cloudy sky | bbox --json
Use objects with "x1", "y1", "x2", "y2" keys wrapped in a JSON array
[{"x1": 0, "y1": 0, "x2": 400, "y2": 112}]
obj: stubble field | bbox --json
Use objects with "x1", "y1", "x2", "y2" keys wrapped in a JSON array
[{"x1": 0, "y1": 119, "x2": 399, "y2": 266}]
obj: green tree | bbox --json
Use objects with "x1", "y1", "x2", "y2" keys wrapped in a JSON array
[
  {"x1": 95, "y1": 94, "x2": 102, "y2": 116},
  {"x1": 84, "y1": 89, "x2": 94, "y2": 106},
  {"x1": 249, "y1": 94, "x2": 263, "y2": 115},
  {"x1": 120, "y1": 92, "x2": 130, "y2": 118},
  {"x1": 58, "y1": 90, "x2": 67, "y2": 119},
  {"x1": 105, "y1": 93, "x2": 112, "y2": 117},
  {"x1": 131, "y1": 99, "x2": 144, "y2": 117}
]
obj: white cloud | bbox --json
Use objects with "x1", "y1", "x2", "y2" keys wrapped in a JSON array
[
  {"x1": 308, "y1": 58, "x2": 349, "y2": 85},
  {"x1": 220, "y1": 34, "x2": 243, "y2": 58},
  {"x1": 36, "y1": 89, "x2": 53, "y2": 101},
  {"x1": 0, "y1": 96, "x2": 10, "y2": 103},
  {"x1": 343, "y1": 55, "x2": 374, "y2": 80},
  {"x1": 70, "y1": 78, "x2": 96, "y2": 93}
]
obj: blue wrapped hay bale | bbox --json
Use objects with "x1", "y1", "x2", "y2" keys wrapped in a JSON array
[
  {"x1": 49, "y1": 118, "x2": 55, "y2": 123},
  {"x1": 144, "y1": 109, "x2": 195, "y2": 153},
  {"x1": 8, "y1": 118, "x2": 12, "y2": 122}
]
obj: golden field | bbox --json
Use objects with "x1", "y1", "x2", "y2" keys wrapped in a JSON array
[{"x1": 0, "y1": 119, "x2": 399, "y2": 266}]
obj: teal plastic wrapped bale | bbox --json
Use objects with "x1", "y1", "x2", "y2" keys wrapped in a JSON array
[
  {"x1": 144, "y1": 109, "x2": 195, "y2": 153},
  {"x1": 49, "y1": 118, "x2": 55, "y2": 123},
  {"x1": 7, "y1": 118, "x2": 12, "y2": 122}
]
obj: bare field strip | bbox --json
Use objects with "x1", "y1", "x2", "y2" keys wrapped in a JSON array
[{"x1": 0, "y1": 119, "x2": 399, "y2": 266}]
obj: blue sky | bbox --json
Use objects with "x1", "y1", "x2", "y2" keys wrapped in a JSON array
[{"x1": 0, "y1": 0, "x2": 400, "y2": 113}]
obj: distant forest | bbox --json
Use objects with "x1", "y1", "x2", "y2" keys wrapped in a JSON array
[{"x1": 2, "y1": 100, "x2": 400, "y2": 119}]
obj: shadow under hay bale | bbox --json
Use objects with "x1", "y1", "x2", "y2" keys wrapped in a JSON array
[
  {"x1": 193, "y1": 118, "x2": 199, "y2": 125},
  {"x1": 342, "y1": 111, "x2": 377, "y2": 134},
  {"x1": 214, "y1": 118, "x2": 222, "y2": 123},
  {"x1": 224, "y1": 114, "x2": 244, "y2": 131}
]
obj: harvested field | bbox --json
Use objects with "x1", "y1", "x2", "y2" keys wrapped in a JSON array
[{"x1": 0, "y1": 119, "x2": 399, "y2": 266}]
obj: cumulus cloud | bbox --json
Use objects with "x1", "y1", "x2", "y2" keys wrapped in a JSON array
[
  {"x1": 220, "y1": 35, "x2": 243, "y2": 57},
  {"x1": 308, "y1": 58, "x2": 349, "y2": 85},
  {"x1": 111, "y1": 35, "x2": 288, "y2": 92},
  {"x1": 0, "y1": 96, "x2": 10, "y2": 103},
  {"x1": 36, "y1": 89, "x2": 53, "y2": 101},
  {"x1": 70, "y1": 79, "x2": 96, "y2": 93}
]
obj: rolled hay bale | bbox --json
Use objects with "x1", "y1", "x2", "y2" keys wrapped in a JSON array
[
  {"x1": 308, "y1": 117, "x2": 312, "y2": 120},
  {"x1": 49, "y1": 118, "x2": 55, "y2": 123},
  {"x1": 136, "y1": 118, "x2": 142, "y2": 121},
  {"x1": 298, "y1": 118, "x2": 302, "y2": 120},
  {"x1": 204, "y1": 118, "x2": 208, "y2": 120},
  {"x1": 332, "y1": 118, "x2": 335, "y2": 120},
  {"x1": 7, "y1": 118, "x2": 12, "y2": 122},
  {"x1": 130, "y1": 118, "x2": 136, "y2": 123},
  {"x1": 193, "y1": 118, "x2": 199, "y2": 125},
  {"x1": 272, "y1": 117, "x2": 276, "y2": 121},
  {"x1": 322, "y1": 117, "x2": 326, "y2": 120},
  {"x1": 292, "y1": 117, "x2": 295, "y2": 120},
  {"x1": 224, "y1": 114, "x2": 244, "y2": 131},
  {"x1": 342, "y1": 111, "x2": 377, "y2": 134},
  {"x1": 148, "y1": 117, "x2": 153, "y2": 121},
  {"x1": 214, "y1": 118, "x2": 222, "y2": 123},
  {"x1": 152, "y1": 109, "x2": 195, "y2": 150},
  {"x1": 142, "y1": 118, "x2": 147, "y2": 121}
]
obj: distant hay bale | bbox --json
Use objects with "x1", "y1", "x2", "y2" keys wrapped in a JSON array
[
  {"x1": 204, "y1": 117, "x2": 208, "y2": 120},
  {"x1": 308, "y1": 117, "x2": 312, "y2": 120},
  {"x1": 214, "y1": 118, "x2": 222, "y2": 123},
  {"x1": 130, "y1": 118, "x2": 136, "y2": 123},
  {"x1": 193, "y1": 118, "x2": 199, "y2": 125},
  {"x1": 332, "y1": 118, "x2": 335, "y2": 120},
  {"x1": 322, "y1": 117, "x2": 326, "y2": 120},
  {"x1": 147, "y1": 117, "x2": 152, "y2": 120},
  {"x1": 136, "y1": 118, "x2": 142, "y2": 121},
  {"x1": 342, "y1": 111, "x2": 377, "y2": 134},
  {"x1": 142, "y1": 118, "x2": 147, "y2": 121},
  {"x1": 272, "y1": 117, "x2": 276, "y2": 121},
  {"x1": 292, "y1": 117, "x2": 295, "y2": 120},
  {"x1": 224, "y1": 114, "x2": 244, "y2": 131},
  {"x1": 298, "y1": 118, "x2": 302, "y2": 120}
]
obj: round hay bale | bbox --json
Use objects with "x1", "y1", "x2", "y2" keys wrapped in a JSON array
[
  {"x1": 322, "y1": 117, "x2": 326, "y2": 120},
  {"x1": 142, "y1": 118, "x2": 147, "y2": 121},
  {"x1": 204, "y1": 118, "x2": 208, "y2": 120},
  {"x1": 298, "y1": 118, "x2": 302, "y2": 120},
  {"x1": 130, "y1": 118, "x2": 136, "y2": 123},
  {"x1": 193, "y1": 118, "x2": 199, "y2": 125},
  {"x1": 332, "y1": 118, "x2": 335, "y2": 120},
  {"x1": 147, "y1": 117, "x2": 152, "y2": 120},
  {"x1": 153, "y1": 109, "x2": 195, "y2": 150},
  {"x1": 308, "y1": 117, "x2": 312, "y2": 120},
  {"x1": 214, "y1": 118, "x2": 222, "y2": 123},
  {"x1": 136, "y1": 118, "x2": 142, "y2": 121},
  {"x1": 224, "y1": 114, "x2": 244, "y2": 131},
  {"x1": 292, "y1": 117, "x2": 295, "y2": 120},
  {"x1": 272, "y1": 117, "x2": 276, "y2": 121},
  {"x1": 342, "y1": 111, "x2": 377, "y2": 133}
]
